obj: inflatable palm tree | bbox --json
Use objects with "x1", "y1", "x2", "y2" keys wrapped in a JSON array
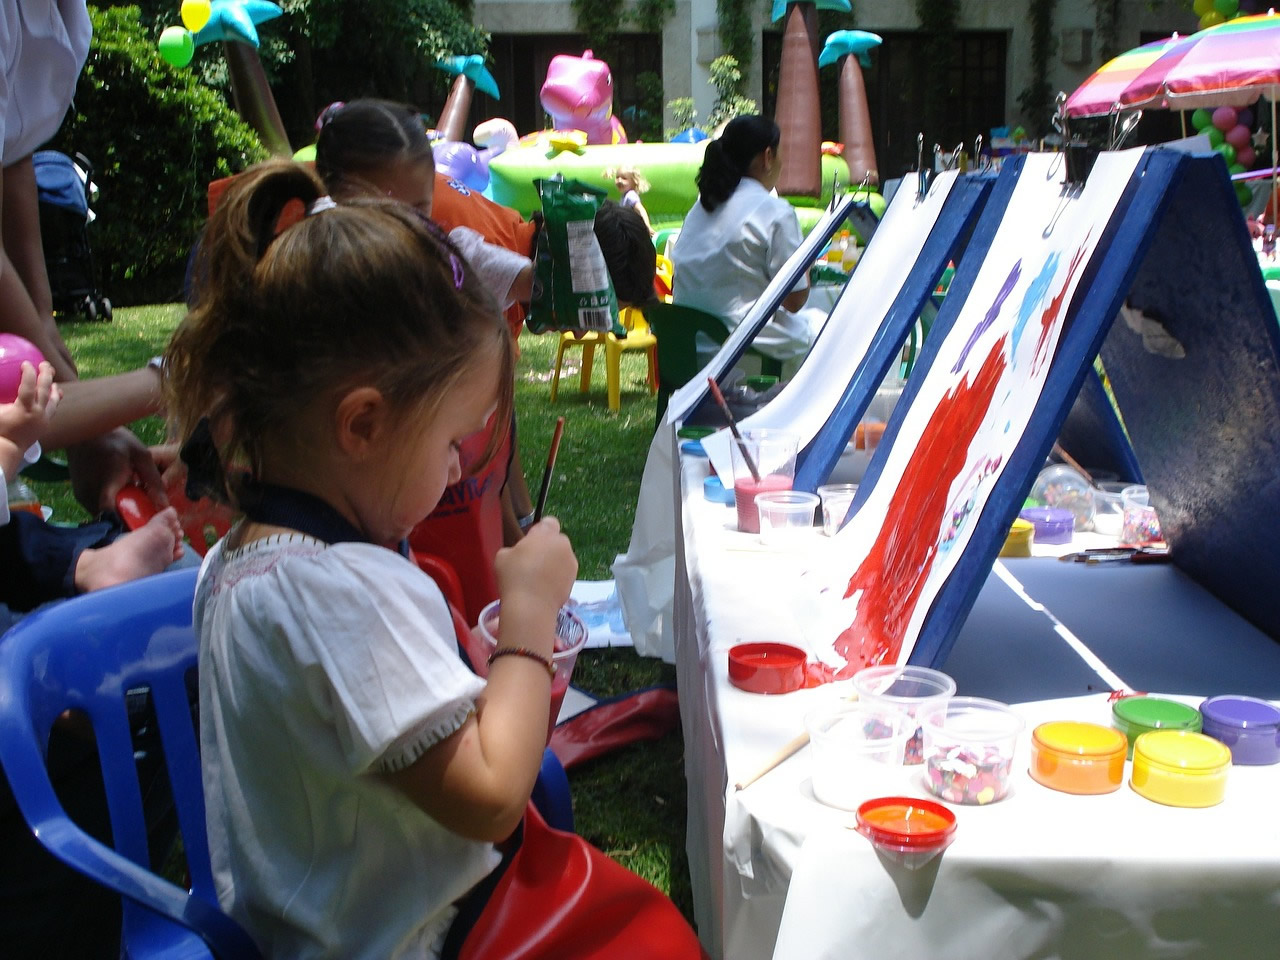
[
  {"x1": 819, "y1": 30, "x2": 882, "y2": 187},
  {"x1": 771, "y1": 0, "x2": 851, "y2": 197},
  {"x1": 435, "y1": 55, "x2": 501, "y2": 143},
  {"x1": 159, "y1": 0, "x2": 291, "y2": 155}
]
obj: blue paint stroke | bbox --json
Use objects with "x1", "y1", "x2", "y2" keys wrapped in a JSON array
[
  {"x1": 953, "y1": 260, "x2": 1020, "y2": 373},
  {"x1": 1012, "y1": 252, "x2": 1060, "y2": 356}
]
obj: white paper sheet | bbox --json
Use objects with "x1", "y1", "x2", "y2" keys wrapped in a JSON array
[
  {"x1": 800, "y1": 149, "x2": 1147, "y2": 674},
  {"x1": 704, "y1": 170, "x2": 960, "y2": 482},
  {"x1": 664, "y1": 195, "x2": 858, "y2": 425}
]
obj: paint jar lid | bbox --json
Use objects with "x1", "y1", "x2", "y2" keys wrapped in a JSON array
[
  {"x1": 1112, "y1": 696, "x2": 1202, "y2": 736},
  {"x1": 1134, "y1": 729, "x2": 1231, "y2": 774},
  {"x1": 703, "y1": 476, "x2": 735, "y2": 504},
  {"x1": 1199, "y1": 695, "x2": 1280, "y2": 731},
  {"x1": 856, "y1": 795, "x2": 957, "y2": 865},
  {"x1": 681, "y1": 439, "x2": 707, "y2": 456},
  {"x1": 727, "y1": 642, "x2": 807, "y2": 695},
  {"x1": 678, "y1": 426, "x2": 716, "y2": 439},
  {"x1": 1034, "y1": 720, "x2": 1128, "y2": 757}
]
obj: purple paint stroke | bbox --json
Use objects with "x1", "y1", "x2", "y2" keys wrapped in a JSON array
[{"x1": 952, "y1": 260, "x2": 1021, "y2": 374}]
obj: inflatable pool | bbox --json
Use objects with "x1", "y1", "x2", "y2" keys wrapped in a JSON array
[{"x1": 488, "y1": 142, "x2": 883, "y2": 235}]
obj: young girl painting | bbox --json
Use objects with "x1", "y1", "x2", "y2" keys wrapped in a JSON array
[{"x1": 165, "y1": 160, "x2": 580, "y2": 958}]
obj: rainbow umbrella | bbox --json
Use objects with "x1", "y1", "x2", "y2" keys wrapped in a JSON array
[
  {"x1": 1063, "y1": 35, "x2": 1181, "y2": 117},
  {"x1": 1117, "y1": 12, "x2": 1280, "y2": 112},
  {"x1": 1117, "y1": 11, "x2": 1280, "y2": 215}
]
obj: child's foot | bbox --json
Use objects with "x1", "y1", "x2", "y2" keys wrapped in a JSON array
[{"x1": 74, "y1": 507, "x2": 185, "y2": 593}]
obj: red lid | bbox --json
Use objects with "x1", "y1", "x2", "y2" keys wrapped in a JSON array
[
  {"x1": 856, "y1": 796, "x2": 958, "y2": 849},
  {"x1": 728, "y1": 642, "x2": 807, "y2": 694}
]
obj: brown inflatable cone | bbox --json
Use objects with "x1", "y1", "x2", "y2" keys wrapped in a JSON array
[
  {"x1": 774, "y1": 3, "x2": 822, "y2": 198},
  {"x1": 839, "y1": 54, "x2": 879, "y2": 187},
  {"x1": 223, "y1": 40, "x2": 291, "y2": 157},
  {"x1": 436, "y1": 74, "x2": 473, "y2": 143}
]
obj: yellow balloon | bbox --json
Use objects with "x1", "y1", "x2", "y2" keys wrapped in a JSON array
[
  {"x1": 1200, "y1": 10, "x2": 1225, "y2": 28},
  {"x1": 180, "y1": 0, "x2": 212, "y2": 33}
]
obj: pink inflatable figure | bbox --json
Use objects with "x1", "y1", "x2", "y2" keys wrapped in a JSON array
[{"x1": 539, "y1": 50, "x2": 628, "y2": 145}]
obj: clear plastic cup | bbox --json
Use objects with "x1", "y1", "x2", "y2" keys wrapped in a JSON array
[
  {"x1": 920, "y1": 696, "x2": 1025, "y2": 805},
  {"x1": 853, "y1": 665, "x2": 956, "y2": 765},
  {"x1": 806, "y1": 700, "x2": 910, "y2": 809},
  {"x1": 755, "y1": 490, "x2": 819, "y2": 546},
  {"x1": 817, "y1": 483, "x2": 859, "y2": 536},
  {"x1": 475, "y1": 600, "x2": 588, "y2": 743},
  {"x1": 731, "y1": 430, "x2": 798, "y2": 534},
  {"x1": 1121, "y1": 484, "x2": 1162, "y2": 545}
]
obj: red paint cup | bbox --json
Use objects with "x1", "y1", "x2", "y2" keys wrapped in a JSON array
[{"x1": 475, "y1": 600, "x2": 588, "y2": 743}]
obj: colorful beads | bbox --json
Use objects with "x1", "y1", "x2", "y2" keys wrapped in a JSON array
[{"x1": 925, "y1": 744, "x2": 1013, "y2": 805}]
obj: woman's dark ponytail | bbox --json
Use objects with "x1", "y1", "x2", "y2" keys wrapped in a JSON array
[{"x1": 695, "y1": 115, "x2": 781, "y2": 212}]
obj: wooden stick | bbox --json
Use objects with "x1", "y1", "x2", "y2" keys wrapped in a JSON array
[
  {"x1": 534, "y1": 416, "x2": 565, "y2": 522},
  {"x1": 1051, "y1": 442, "x2": 1093, "y2": 486},
  {"x1": 706, "y1": 377, "x2": 761, "y2": 483},
  {"x1": 734, "y1": 691, "x2": 860, "y2": 791},
  {"x1": 734, "y1": 731, "x2": 811, "y2": 791}
]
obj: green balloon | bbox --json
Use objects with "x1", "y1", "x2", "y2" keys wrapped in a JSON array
[
  {"x1": 1214, "y1": 0, "x2": 1239, "y2": 17},
  {"x1": 158, "y1": 26, "x2": 194, "y2": 69},
  {"x1": 1215, "y1": 142, "x2": 1237, "y2": 166},
  {"x1": 1207, "y1": 127, "x2": 1225, "y2": 148},
  {"x1": 1235, "y1": 182, "x2": 1253, "y2": 207},
  {"x1": 1229, "y1": 162, "x2": 1246, "y2": 175},
  {"x1": 1191, "y1": 108, "x2": 1214, "y2": 132}
]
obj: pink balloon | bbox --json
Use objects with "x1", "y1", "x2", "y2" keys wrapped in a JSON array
[
  {"x1": 1237, "y1": 145, "x2": 1257, "y2": 167},
  {"x1": 1212, "y1": 106, "x2": 1238, "y2": 132},
  {"x1": 0, "y1": 334, "x2": 45, "y2": 404},
  {"x1": 1226, "y1": 124, "x2": 1252, "y2": 149}
]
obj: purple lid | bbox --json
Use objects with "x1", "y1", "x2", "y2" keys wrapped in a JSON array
[
  {"x1": 1200, "y1": 695, "x2": 1280, "y2": 730},
  {"x1": 1019, "y1": 507, "x2": 1074, "y2": 530}
]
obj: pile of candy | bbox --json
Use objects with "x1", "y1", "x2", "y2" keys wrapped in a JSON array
[{"x1": 925, "y1": 743, "x2": 1013, "y2": 804}]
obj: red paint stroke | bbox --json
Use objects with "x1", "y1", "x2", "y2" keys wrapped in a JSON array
[
  {"x1": 833, "y1": 336, "x2": 1008, "y2": 676},
  {"x1": 1032, "y1": 237, "x2": 1089, "y2": 375}
]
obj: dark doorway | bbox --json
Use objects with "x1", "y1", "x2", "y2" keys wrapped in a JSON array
[
  {"x1": 763, "y1": 30, "x2": 1008, "y2": 181},
  {"x1": 482, "y1": 34, "x2": 664, "y2": 141}
]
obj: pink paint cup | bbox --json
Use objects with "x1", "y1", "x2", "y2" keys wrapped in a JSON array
[
  {"x1": 730, "y1": 430, "x2": 799, "y2": 534},
  {"x1": 475, "y1": 600, "x2": 588, "y2": 743}
]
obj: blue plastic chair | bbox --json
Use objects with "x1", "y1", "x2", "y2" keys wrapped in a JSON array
[
  {"x1": 0, "y1": 568, "x2": 261, "y2": 959},
  {"x1": 0, "y1": 566, "x2": 575, "y2": 958}
]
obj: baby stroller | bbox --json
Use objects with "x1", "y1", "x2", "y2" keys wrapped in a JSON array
[{"x1": 34, "y1": 150, "x2": 112, "y2": 321}]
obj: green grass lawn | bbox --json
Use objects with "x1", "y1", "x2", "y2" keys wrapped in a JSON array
[{"x1": 35, "y1": 305, "x2": 693, "y2": 922}]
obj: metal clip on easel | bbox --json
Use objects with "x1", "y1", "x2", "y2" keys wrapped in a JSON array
[
  {"x1": 974, "y1": 134, "x2": 990, "y2": 172},
  {"x1": 1109, "y1": 110, "x2": 1142, "y2": 151},
  {"x1": 916, "y1": 133, "x2": 932, "y2": 200},
  {"x1": 1054, "y1": 92, "x2": 1095, "y2": 186}
]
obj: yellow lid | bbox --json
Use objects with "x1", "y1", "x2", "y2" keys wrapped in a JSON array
[
  {"x1": 1135, "y1": 730, "x2": 1231, "y2": 773},
  {"x1": 1034, "y1": 721, "x2": 1127, "y2": 756}
]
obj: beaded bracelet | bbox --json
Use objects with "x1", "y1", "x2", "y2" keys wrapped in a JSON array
[{"x1": 487, "y1": 646, "x2": 555, "y2": 678}]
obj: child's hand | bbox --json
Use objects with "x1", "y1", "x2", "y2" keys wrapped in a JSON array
[
  {"x1": 494, "y1": 515, "x2": 578, "y2": 630},
  {"x1": 0, "y1": 361, "x2": 59, "y2": 455}
]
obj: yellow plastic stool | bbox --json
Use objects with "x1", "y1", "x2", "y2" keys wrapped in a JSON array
[{"x1": 549, "y1": 306, "x2": 658, "y2": 412}]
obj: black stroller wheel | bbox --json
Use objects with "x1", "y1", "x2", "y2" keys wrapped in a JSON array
[
  {"x1": 99, "y1": 297, "x2": 113, "y2": 322},
  {"x1": 82, "y1": 296, "x2": 97, "y2": 322}
]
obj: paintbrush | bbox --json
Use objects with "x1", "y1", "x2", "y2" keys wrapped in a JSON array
[
  {"x1": 734, "y1": 691, "x2": 861, "y2": 791},
  {"x1": 706, "y1": 377, "x2": 761, "y2": 483},
  {"x1": 534, "y1": 416, "x2": 565, "y2": 522}
]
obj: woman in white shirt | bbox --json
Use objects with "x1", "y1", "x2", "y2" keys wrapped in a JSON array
[{"x1": 671, "y1": 114, "x2": 826, "y2": 362}]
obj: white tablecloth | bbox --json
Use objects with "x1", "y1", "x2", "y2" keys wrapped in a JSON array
[{"x1": 673, "y1": 439, "x2": 1280, "y2": 960}]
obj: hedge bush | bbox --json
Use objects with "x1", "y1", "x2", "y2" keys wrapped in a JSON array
[{"x1": 49, "y1": 5, "x2": 267, "y2": 307}]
